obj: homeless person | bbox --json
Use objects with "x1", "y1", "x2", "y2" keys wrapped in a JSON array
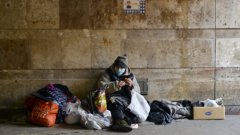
[{"x1": 97, "y1": 55, "x2": 150, "y2": 132}]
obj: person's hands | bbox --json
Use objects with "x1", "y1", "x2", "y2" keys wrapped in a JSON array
[
  {"x1": 124, "y1": 78, "x2": 133, "y2": 87},
  {"x1": 117, "y1": 80, "x2": 126, "y2": 88}
]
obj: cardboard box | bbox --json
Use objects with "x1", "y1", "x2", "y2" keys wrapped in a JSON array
[{"x1": 193, "y1": 107, "x2": 225, "y2": 120}]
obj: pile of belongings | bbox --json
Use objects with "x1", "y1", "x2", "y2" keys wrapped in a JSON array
[
  {"x1": 25, "y1": 84, "x2": 112, "y2": 129},
  {"x1": 25, "y1": 83, "x2": 224, "y2": 129},
  {"x1": 25, "y1": 84, "x2": 77, "y2": 127},
  {"x1": 146, "y1": 98, "x2": 224, "y2": 125}
]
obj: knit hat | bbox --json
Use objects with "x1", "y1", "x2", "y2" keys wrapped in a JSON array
[{"x1": 114, "y1": 54, "x2": 128, "y2": 68}]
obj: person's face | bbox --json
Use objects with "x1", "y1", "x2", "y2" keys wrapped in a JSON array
[{"x1": 115, "y1": 65, "x2": 126, "y2": 76}]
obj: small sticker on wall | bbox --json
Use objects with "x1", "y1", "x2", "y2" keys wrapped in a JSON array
[{"x1": 123, "y1": 0, "x2": 145, "y2": 14}]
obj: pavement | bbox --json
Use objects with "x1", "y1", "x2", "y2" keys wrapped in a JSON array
[{"x1": 0, "y1": 114, "x2": 239, "y2": 135}]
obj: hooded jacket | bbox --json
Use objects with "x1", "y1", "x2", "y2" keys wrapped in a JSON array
[
  {"x1": 97, "y1": 64, "x2": 140, "y2": 95},
  {"x1": 97, "y1": 56, "x2": 149, "y2": 122}
]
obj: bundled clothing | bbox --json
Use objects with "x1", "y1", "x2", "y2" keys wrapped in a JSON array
[
  {"x1": 147, "y1": 101, "x2": 173, "y2": 125},
  {"x1": 147, "y1": 99, "x2": 192, "y2": 125}
]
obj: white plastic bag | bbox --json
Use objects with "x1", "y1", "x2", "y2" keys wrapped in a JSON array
[
  {"x1": 63, "y1": 101, "x2": 112, "y2": 130},
  {"x1": 200, "y1": 98, "x2": 223, "y2": 107},
  {"x1": 63, "y1": 102, "x2": 81, "y2": 124},
  {"x1": 127, "y1": 90, "x2": 150, "y2": 122}
]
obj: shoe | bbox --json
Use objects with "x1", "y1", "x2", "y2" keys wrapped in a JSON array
[
  {"x1": 111, "y1": 119, "x2": 132, "y2": 132},
  {"x1": 130, "y1": 124, "x2": 138, "y2": 129}
]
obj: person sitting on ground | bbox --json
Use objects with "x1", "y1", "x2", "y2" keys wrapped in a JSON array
[{"x1": 97, "y1": 54, "x2": 148, "y2": 132}]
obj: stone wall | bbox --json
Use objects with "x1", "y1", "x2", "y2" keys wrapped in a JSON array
[{"x1": 0, "y1": 0, "x2": 240, "y2": 114}]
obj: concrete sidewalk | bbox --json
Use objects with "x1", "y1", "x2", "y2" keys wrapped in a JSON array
[{"x1": 0, "y1": 115, "x2": 239, "y2": 135}]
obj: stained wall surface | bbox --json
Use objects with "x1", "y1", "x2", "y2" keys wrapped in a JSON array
[{"x1": 0, "y1": 0, "x2": 240, "y2": 114}]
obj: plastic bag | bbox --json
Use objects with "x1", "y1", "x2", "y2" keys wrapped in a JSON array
[
  {"x1": 63, "y1": 102, "x2": 112, "y2": 129},
  {"x1": 94, "y1": 90, "x2": 107, "y2": 113}
]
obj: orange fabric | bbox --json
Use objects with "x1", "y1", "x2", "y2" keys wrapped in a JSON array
[{"x1": 28, "y1": 100, "x2": 59, "y2": 127}]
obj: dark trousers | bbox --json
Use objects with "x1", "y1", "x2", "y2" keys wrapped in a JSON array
[
  {"x1": 107, "y1": 88, "x2": 140, "y2": 124},
  {"x1": 108, "y1": 102, "x2": 126, "y2": 120}
]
